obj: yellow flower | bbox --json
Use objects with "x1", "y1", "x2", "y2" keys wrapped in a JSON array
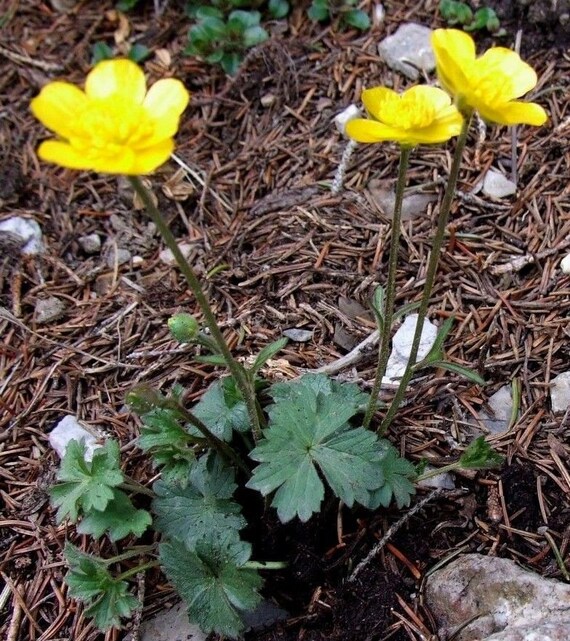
[
  {"x1": 31, "y1": 59, "x2": 190, "y2": 175},
  {"x1": 431, "y1": 29, "x2": 547, "y2": 126},
  {"x1": 346, "y1": 85, "x2": 463, "y2": 147}
]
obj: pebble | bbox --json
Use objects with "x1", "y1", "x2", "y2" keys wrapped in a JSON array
[
  {"x1": 283, "y1": 328, "x2": 313, "y2": 342},
  {"x1": 383, "y1": 314, "x2": 438, "y2": 386},
  {"x1": 159, "y1": 242, "x2": 195, "y2": 266},
  {"x1": 35, "y1": 296, "x2": 66, "y2": 324},
  {"x1": 334, "y1": 104, "x2": 361, "y2": 136},
  {"x1": 425, "y1": 553, "x2": 570, "y2": 641},
  {"x1": 49, "y1": 415, "x2": 102, "y2": 461},
  {"x1": 78, "y1": 233, "x2": 101, "y2": 254},
  {"x1": 560, "y1": 253, "x2": 570, "y2": 274},
  {"x1": 377, "y1": 23, "x2": 435, "y2": 80},
  {"x1": 550, "y1": 371, "x2": 570, "y2": 413},
  {"x1": 106, "y1": 247, "x2": 132, "y2": 267},
  {"x1": 482, "y1": 169, "x2": 517, "y2": 199},
  {"x1": 0, "y1": 216, "x2": 43, "y2": 255}
]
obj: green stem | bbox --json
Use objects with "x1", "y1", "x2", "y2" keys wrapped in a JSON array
[
  {"x1": 415, "y1": 462, "x2": 459, "y2": 483},
  {"x1": 170, "y1": 403, "x2": 251, "y2": 476},
  {"x1": 363, "y1": 146, "x2": 412, "y2": 429},
  {"x1": 128, "y1": 177, "x2": 261, "y2": 441},
  {"x1": 116, "y1": 560, "x2": 161, "y2": 581},
  {"x1": 120, "y1": 478, "x2": 155, "y2": 498},
  {"x1": 379, "y1": 115, "x2": 472, "y2": 434},
  {"x1": 244, "y1": 561, "x2": 287, "y2": 570},
  {"x1": 103, "y1": 546, "x2": 157, "y2": 565}
]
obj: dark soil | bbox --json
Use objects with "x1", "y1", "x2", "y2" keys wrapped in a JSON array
[{"x1": 1, "y1": 1, "x2": 570, "y2": 641}]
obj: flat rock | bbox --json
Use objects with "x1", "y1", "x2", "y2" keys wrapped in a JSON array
[
  {"x1": 483, "y1": 169, "x2": 517, "y2": 199},
  {"x1": 425, "y1": 553, "x2": 570, "y2": 641},
  {"x1": 479, "y1": 385, "x2": 513, "y2": 434},
  {"x1": 383, "y1": 314, "x2": 438, "y2": 386},
  {"x1": 159, "y1": 242, "x2": 195, "y2": 266},
  {"x1": 377, "y1": 23, "x2": 435, "y2": 80},
  {"x1": 49, "y1": 415, "x2": 102, "y2": 461},
  {"x1": 35, "y1": 296, "x2": 66, "y2": 324},
  {"x1": 283, "y1": 328, "x2": 313, "y2": 342},
  {"x1": 78, "y1": 233, "x2": 102, "y2": 254},
  {"x1": 0, "y1": 216, "x2": 43, "y2": 255},
  {"x1": 106, "y1": 247, "x2": 132, "y2": 267},
  {"x1": 550, "y1": 371, "x2": 570, "y2": 412}
]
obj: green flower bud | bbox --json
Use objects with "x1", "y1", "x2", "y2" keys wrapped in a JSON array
[
  {"x1": 168, "y1": 313, "x2": 200, "y2": 343},
  {"x1": 126, "y1": 385, "x2": 163, "y2": 415}
]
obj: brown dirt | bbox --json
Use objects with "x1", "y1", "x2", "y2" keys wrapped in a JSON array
[{"x1": 1, "y1": 1, "x2": 570, "y2": 640}]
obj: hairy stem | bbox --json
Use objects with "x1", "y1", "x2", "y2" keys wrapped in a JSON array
[
  {"x1": 363, "y1": 146, "x2": 412, "y2": 429},
  {"x1": 128, "y1": 177, "x2": 261, "y2": 441},
  {"x1": 379, "y1": 115, "x2": 472, "y2": 434}
]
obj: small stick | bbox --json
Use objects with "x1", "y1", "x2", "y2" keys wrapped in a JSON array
[
  {"x1": 332, "y1": 139, "x2": 357, "y2": 194},
  {"x1": 311, "y1": 328, "x2": 379, "y2": 375}
]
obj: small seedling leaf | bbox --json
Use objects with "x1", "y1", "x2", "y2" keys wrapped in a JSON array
[
  {"x1": 343, "y1": 9, "x2": 370, "y2": 30},
  {"x1": 428, "y1": 360, "x2": 486, "y2": 386},
  {"x1": 193, "y1": 378, "x2": 250, "y2": 439},
  {"x1": 459, "y1": 436, "x2": 504, "y2": 470},
  {"x1": 250, "y1": 337, "x2": 288, "y2": 375}
]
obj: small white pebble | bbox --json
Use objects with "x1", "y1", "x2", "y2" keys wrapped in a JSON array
[
  {"x1": 560, "y1": 253, "x2": 570, "y2": 274},
  {"x1": 334, "y1": 104, "x2": 361, "y2": 136},
  {"x1": 49, "y1": 415, "x2": 102, "y2": 461}
]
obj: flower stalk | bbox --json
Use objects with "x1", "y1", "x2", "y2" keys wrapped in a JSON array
[
  {"x1": 379, "y1": 114, "x2": 472, "y2": 434},
  {"x1": 363, "y1": 145, "x2": 412, "y2": 429},
  {"x1": 128, "y1": 176, "x2": 262, "y2": 441}
]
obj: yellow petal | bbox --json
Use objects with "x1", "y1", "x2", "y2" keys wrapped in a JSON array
[
  {"x1": 85, "y1": 59, "x2": 146, "y2": 104},
  {"x1": 476, "y1": 48, "x2": 537, "y2": 99},
  {"x1": 411, "y1": 114, "x2": 464, "y2": 144},
  {"x1": 37, "y1": 139, "x2": 93, "y2": 170},
  {"x1": 345, "y1": 119, "x2": 404, "y2": 143},
  {"x1": 478, "y1": 100, "x2": 548, "y2": 126},
  {"x1": 143, "y1": 78, "x2": 190, "y2": 143},
  {"x1": 404, "y1": 85, "x2": 452, "y2": 113},
  {"x1": 361, "y1": 87, "x2": 398, "y2": 121},
  {"x1": 431, "y1": 29, "x2": 475, "y2": 96},
  {"x1": 31, "y1": 82, "x2": 88, "y2": 139},
  {"x1": 132, "y1": 140, "x2": 175, "y2": 174}
]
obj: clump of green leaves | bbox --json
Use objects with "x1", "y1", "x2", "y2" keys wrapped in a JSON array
[
  {"x1": 439, "y1": 0, "x2": 504, "y2": 34},
  {"x1": 186, "y1": 8, "x2": 269, "y2": 75},
  {"x1": 91, "y1": 41, "x2": 151, "y2": 65},
  {"x1": 308, "y1": 0, "x2": 370, "y2": 31}
]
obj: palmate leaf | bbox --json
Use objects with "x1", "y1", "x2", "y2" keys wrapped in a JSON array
[
  {"x1": 159, "y1": 535, "x2": 263, "y2": 638},
  {"x1": 192, "y1": 377, "x2": 250, "y2": 440},
  {"x1": 153, "y1": 455, "x2": 246, "y2": 549},
  {"x1": 77, "y1": 489, "x2": 152, "y2": 542},
  {"x1": 247, "y1": 374, "x2": 388, "y2": 522},
  {"x1": 367, "y1": 443, "x2": 416, "y2": 509},
  {"x1": 64, "y1": 544, "x2": 139, "y2": 630},
  {"x1": 50, "y1": 440, "x2": 124, "y2": 522}
]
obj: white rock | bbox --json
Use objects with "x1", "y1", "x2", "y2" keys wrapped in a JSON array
[
  {"x1": 0, "y1": 216, "x2": 43, "y2": 255},
  {"x1": 35, "y1": 296, "x2": 66, "y2": 324},
  {"x1": 106, "y1": 247, "x2": 132, "y2": 267},
  {"x1": 425, "y1": 554, "x2": 570, "y2": 641},
  {"x1": 550, "y1": 372, "x2": 570, "y2": 413},
  {"x1": 378, "y1": 23, "x2": 435, "y2": 80},
  {"x1": 373, "y1": 4, "x2": 385, "y2": 26},
  {"x1": 159, "y1": 242, "x2": 195, "y2": 266},
  {"x1": 560, "y1": 253, "x2": 570, "y2": 274},
  {"x1": 368, "y1": 180, "x2": 436, "y2": 221},
  {"x1": 49, "y1": 416, "x2": 102, "y2": 461},
  {"x1": 334, "y1": 104, "x2": 361, "y2": 136},
  {"x1": 283, "y1": 328, "x2": 313, "y2": 342},
  {"x1": 127, "y1": 602, "x2": 206, "y2": 641},
  {"x1": 479, "y1": 385, "x2": 513, "y2": 434},
  {"x1": 483, "y1": 169, "x2": 517, "y2": 199},
  {"x1": 383, "y1": 314, "x2": 438, "y2": 385},
  {"x1": 417, "y1": 466, "x2": 455, "y2": 490},
  {"x1": 78, "y1": 233, "x2": 102, "y2": 254}
]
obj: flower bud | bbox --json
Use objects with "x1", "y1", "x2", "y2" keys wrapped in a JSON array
[{"x1": 168, "y1": 312, "x2": 200, "y2": 343}]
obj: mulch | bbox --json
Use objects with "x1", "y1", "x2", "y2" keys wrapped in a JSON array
[{"x1": 1, "y1": 1, "x2": 570, "y2": 640}]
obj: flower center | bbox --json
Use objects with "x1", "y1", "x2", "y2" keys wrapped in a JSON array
[{"x1": 379, "y1": 93, "x2": 436, "y2": 130}]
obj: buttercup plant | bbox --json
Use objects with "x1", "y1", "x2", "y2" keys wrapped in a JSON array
[{"x1": 32, "y1": 29, "x2": 545, "y2": 635}]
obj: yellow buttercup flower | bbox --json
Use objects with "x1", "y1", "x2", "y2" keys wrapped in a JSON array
[
  {"x1": 31, "y1": 59, "x2": 190, "y2": 175},
  {"x1": 431, "y1": 29, "x2": 547, "y2": 126},
  {"x1": 346, "y1": 85, "x2": 463, "y2": 147}
]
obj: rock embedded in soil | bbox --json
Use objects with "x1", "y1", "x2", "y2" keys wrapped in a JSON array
[
  {"x1": 159, "y1": 242, "x2": 195, "y2": 266},
  {"x1": 0, "y1": 216, "x2": 43, "y2": 256},
  {"x1": 377, "y1": 23, "x2": 435, "y2": 80},
  {"x1": 106, "y1": 247, "x2": 132, "y2": 267},
  {"x1": 550, "y1": 371, "x2": 570, "y2": 413},
  {"x1": 78, "y1": 233, "x2": 102, "y2": 254},
  {"x1": 49, "y1": 415, "x2": 102, "y2": 461},
  {"x1": 425, "y1": 553, "x2": 570, "y2": 641},
  {"x1": 482, "y1": 169, "x2": 517, "y2": 199},
  {"x1": 35, "y1": 296, "x2": 66, "y2": 324},
  {"x1": 478, "y1": 385, "x2": 514, "y2": 434}
]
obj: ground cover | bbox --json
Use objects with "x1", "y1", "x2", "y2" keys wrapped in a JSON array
[{"x1": 1, "y1": 1, "x2": 569, "y2": 640}]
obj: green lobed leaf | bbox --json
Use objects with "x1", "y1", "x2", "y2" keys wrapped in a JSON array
[
  {"x1": 247, "y1": 374, "x2": 389, "y2": 522},
  {"x1": 227, "y1": 9, "x2": 262, "y2": 30},
  {"x1": 128, "y1": 43, "x2": 151, "y2": 63},
  {"x1": 243, "y1": 25, "x2": 269, "y2": 48},
  {"x1": 64, "y1": 543, "x2": 139, "y2": 630},
  {"x1": 192, "y1": 377, "x2": 250, "y2": 440},
  {"x1": 308, "y1": 0, "x2": 330, "y2": 21},
  {"x1": 50, "y1": 440, "x2": 124, "y2": 523},
  {"x1": 159, "y1": 535, "x2": 263, "y2": 638},
  {"x1": 153, "y1": 455, "x2": 246, "y2": 549},
  {"x1": 268, "y1": 0, "x2": 289, "y2": 19},
  {"x1": 367, "y1": 443, "x2": 416, "y2": 510},
  {"x1": 459, "y1": 436, "x2": 504, "y2": 470},
  {"x1": 77, "y1": 489, "x2": 152, "y2": 542},
  {"x1": 91, "y1": 42, "x2": 114, "y2": 65}
]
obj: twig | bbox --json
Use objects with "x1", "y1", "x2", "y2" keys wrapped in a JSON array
[
  {"x1": 310, "y1": 328, "x2": 379, "y2": 375},
  {"x1": 331, "y1": 139, "x2": 357, "y2": 194},
  {"x1": 347, "y1": 490, "x2": 442, "y2": 584},
  {"x1": 0, "y1": 44, "x2": 63, "y2": 72},
  {"x1": 489, "y1": 240, "x2": 570, "y2": 275},
  {"x1": 129, "y1": 571, "x2": 147, "y2": 641},
  {"x1": 170, "y1": 154, "x2": 233, "y2": 213}
]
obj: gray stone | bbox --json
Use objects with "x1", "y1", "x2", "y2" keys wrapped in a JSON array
[
  {"x1": 417, "y1": 466, "x2": 455, "y2": 490},
  {"x1": 377, "y1": 23, "x2": 435, "y2": 80},
  {"x1": 49, "y1": 415, "x2": 102, "y2": 461},
  {"x1": 35, "y1": 296, "x2": 66, "y2": 323},
  {"x1": 479, "y1": 385, "x2": 513, "y2": 434},
  {"x1": 131, "y1": 603, "x2": 205, "y2": 641},
  {"x1": 550, "y1": 371, "x2": 570, "y2": 413},
  {"x1": 483, "y1": 169, "x2": 517, "y2": 199},
  {"x1": 106, "y1": 247, "x2": 132, "y2": 267},
  {"x1": 78, "y1": 233, "x2": 102, "y2": 254},
  {"x1": 283, "y1": 328, "x2": 313, "y2": 342},
  {"x1": 425, "y1": 553, "x2": 570, "y2": 641},
  {"x1": 0, "y1": 216, "x2": 43, "y2": 255},
  {"x1": 159, "y1": 242, "x2": 195, "y2": 266}
]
